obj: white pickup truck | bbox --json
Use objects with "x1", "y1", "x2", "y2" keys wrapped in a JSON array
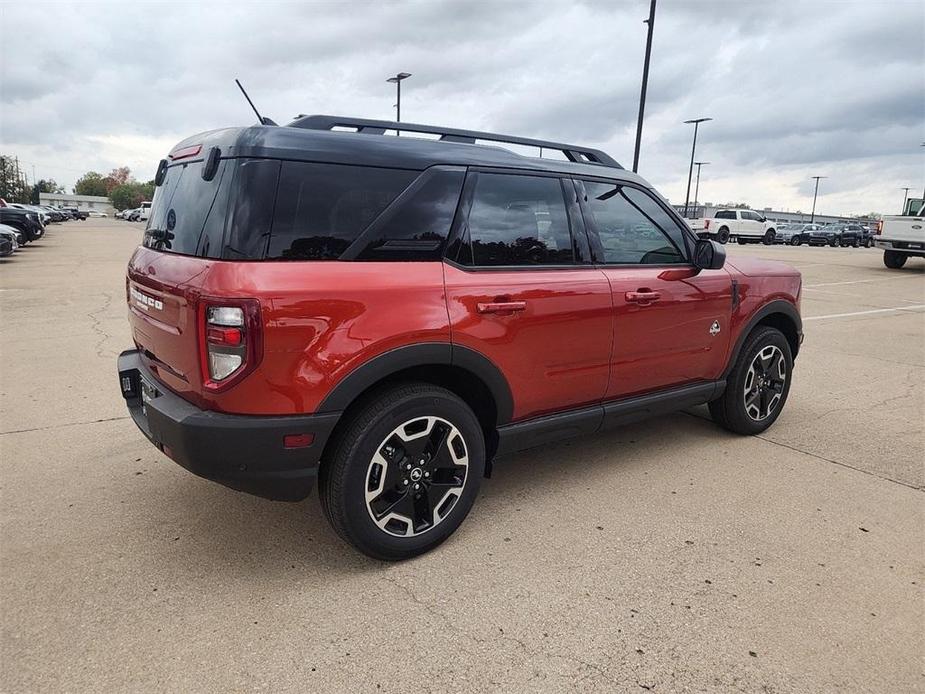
[
  {"x1": 875, "y1": 202, "x2": 925, "y2": 268},
  {"x1": 686, "y1": 209, "x2": 776, "y2": 245}
]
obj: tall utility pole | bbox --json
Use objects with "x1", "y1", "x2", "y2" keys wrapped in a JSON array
[
  {"x1": 632, "y1": 0, "x2": 657, "y2": 173},
  {"x1": 683, "y1": 117, "x2": 711, "y2": 217},
  {"x1": 693, "y1": 161, "x2": 709, "y2": 218},
  {"x1": 810, "y1": 176, "x2": 826, "y2": 223},
  {"x1": 901, "y1": 187, "x2": 911, "y2": 214},
  {"x1": 387, "y1": 72, "x2": 412, "y2": 135}
]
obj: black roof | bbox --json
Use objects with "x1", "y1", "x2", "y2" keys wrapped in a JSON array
[{"x1": 171, "y1": 116, "x2": 652, "y2": 187}]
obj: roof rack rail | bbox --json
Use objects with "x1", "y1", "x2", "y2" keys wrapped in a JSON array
[{"x1": 287, "y1": 115, "x2": 622, "y2": 168}]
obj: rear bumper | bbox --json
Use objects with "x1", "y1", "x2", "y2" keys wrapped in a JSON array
[
  {"x1": 117, "y1": 350, "x2": 340, "y2": 501},
  {"x1": 875, "y1": 239, "x2": 925, "y2": 255}
]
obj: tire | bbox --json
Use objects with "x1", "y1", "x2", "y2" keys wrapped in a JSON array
[
  {"x1": 789, "y1": 237, "x2": 800, "y2": 246},
  {"x1": 319, "y1": 382, "x2": 485, "y2": 560},
  {"x1": 830, "y1": 238, "x2": 838, "y2": 247},
  {"x1": 709, "y1": 326, "x2": 793, "y2": 436},
  {"x1": 737, "y1": 238, "x2": 747, "y2": 245},
  {"x1": 717, "y1": 227, "x2": 730, "y2": 244},
  {"x1": 762, "y1": 229, "x2": 775, "y2": 245},
  {"x1": 883, "y1": 250, "x2": 907, "y2": 269},
  {"x1": 852, "y1": 239, "x2": 859, "y2": 248}
]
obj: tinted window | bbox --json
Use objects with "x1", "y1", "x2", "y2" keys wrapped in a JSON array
[
  {"x1": 715, "y1": 210, "x2": 735, "y2": 219},
  {"x1": 268, "y1": 162, "x2": 417, "y2": 260},
  {"x1": 464, "y1": 173, "x2": 574, "y2": 266},
  {"x1": 144, "y1": 160, "x2": 227, "y2": 256},
  {"x1": 581, "y1": 182, "x2": 686, "y2": 265},
  {"x1": 348, "y1": 167, "x2": 465, "y2": 261}
]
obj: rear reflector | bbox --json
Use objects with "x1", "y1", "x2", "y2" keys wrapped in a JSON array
[
  {"x1": 284, "y1": 434, "x2": 315, "y2": 449},
  {"x1": 206, "y1": 326, "x2": 243, "y2": 346}
]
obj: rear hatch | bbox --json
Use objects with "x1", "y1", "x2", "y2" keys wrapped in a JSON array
[{"x1": 127, "y1": 140, "x2": 240, "y2": 402}]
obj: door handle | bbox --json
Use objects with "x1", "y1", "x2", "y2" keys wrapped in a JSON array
[
  {"x1": 625, "y1": 290, "x2": 661, "y2": 305},
  {"x1": 477, "y1": 301, "x2": 527, "y2": 314}
]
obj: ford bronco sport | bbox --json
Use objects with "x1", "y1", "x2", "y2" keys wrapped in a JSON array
[{"x1": 117, "y1": 115, "x2": 802, "y2": 560}]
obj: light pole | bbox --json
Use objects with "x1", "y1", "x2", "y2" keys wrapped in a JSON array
[
  {"x1": 901, "y1": 187, "x2": 911, "y2": 214},
  {"x1": 632, "y1": 0, "x2": 657, "y2": 173},
  {"x1": 810, "y1": 176, "x2": 826, "y2": 223},
  {"x1": 693, "y1": 161, "x2": 709, "y2": 218},
  {"x1": 386, "y1": 72, "x2": 412, "y2": 135},
  {"x1": 683, "y1": 117, "x2": 711, "y2": 217}
]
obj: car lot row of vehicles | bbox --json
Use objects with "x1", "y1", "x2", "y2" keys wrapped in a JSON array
[
  {"x1": 772, "y1": 222, "x2": 874, "y2": 247},
  {"x1": 689, "y1": 208, "x2": 875, "y2": 248},
  {"x1": 115, "y1": 203, "x2": 151, "y2": 222},
  {"x1": 0, "y1": 203, "x2": 51, "y2": 257}
]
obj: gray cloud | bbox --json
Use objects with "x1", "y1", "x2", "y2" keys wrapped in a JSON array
[{"x1": 1, "y1": 0, "x2": 922, "y2": 214}]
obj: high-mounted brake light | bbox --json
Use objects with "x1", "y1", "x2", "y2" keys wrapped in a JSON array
[
  {"x1": 169, "y1": 144, "x2": 202, "y2": 161},
  {"x1": 199, "y1": 301, "x2": 262, "y2": 390}
]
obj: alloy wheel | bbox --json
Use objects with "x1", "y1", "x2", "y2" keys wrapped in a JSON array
[
  {"x1": 365, "y1": 416, "x2": 469, "y2": 537},
  {"x1": 743, "y1": 345, "x2": 787, "y2": 421}
]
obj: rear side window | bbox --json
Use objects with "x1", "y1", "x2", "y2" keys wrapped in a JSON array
[
  {"x1": 345, "y1": 167, "x2": 465, "y2": 261},
  {"x1": 268, "y1": 162, "x2": 417, "y2": 260},
  {"x1": 145, "y1": 160, "x2": 227, "y2": 256},
  {"x1": 715, "y1": 210, "x2": 735, "y2": 219},
  {"x1": 462, "y1": 173, "x2": 574, "y2": 266}
]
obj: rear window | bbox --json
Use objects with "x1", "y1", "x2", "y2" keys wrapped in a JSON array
[
  {"x1": 144, "y1": 159, "x2": 228, "y2": 257},
  {"x1": 268, "y1": 162, "x2": 417, "y2": 260}
]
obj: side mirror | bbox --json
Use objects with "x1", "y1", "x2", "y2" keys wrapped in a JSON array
[{"x1": 693, "y1": 239, "x2": 726, "y2": 271}]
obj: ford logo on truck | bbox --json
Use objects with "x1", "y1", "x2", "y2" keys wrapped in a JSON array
[{"x1": 131, "y1": 287, "x2": 163, "y2": 311}]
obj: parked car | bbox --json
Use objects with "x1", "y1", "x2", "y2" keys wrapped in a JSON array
[
  {"x1": 0, "y1": 207, "x2": 44, "y2": 243},
  {"x1": 773, "y1": 223, "x2": 803, "y2": 245},
  {"x1": 60, "y1": 207, "x2": 88, "y2": 220},
  {"x1": 137, "y1": 201, "x2": 152, "y2": 222},
  {"x1": 696, "y1": 209, "x2": 777, "y2": 245},
  {"x1": 116, "y1": 115, "x2": 803, "y2": 560},
  {"x1": 857, "y1": 226, "x2": 875, "y2": 248},
  {"x1": 804, "y1": 224, "x2": 839, "y2": 247},
  {"x1": 87, "y1": 210, "x2": 108, "y2": 218},
  {"x1": 0, "y1": 226, "x2": 19, "y2": 256},
  {"x1": 833, "y1": 223, "x2": 867, "y2": 247},
  {"x1": 0, "y1": 223, "x2": 24, "y2": 247},
  {"x1": 875, "y1": 203, "x2": 925, "y2": 268}
]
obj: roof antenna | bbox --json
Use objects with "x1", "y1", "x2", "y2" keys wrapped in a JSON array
[{"x1": 235, "y1": 79, "x2": 277, "y2": 126}]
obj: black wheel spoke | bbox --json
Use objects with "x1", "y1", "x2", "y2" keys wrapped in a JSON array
[
  {"x1": 365, "y1": 416, "x2": 469, "y2": 538},
  {"x1": 743, "y1": 345, "x2": 787, "y2": 422}
]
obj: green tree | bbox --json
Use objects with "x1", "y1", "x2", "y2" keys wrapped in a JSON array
[
  {"x1": 0, "y1": 155, "x2": 32, "y2": 203},
  {"x1": 31, "y1": 178, "x2": 65, "y2": 204},
  {"x1": 74, "y1": 171, "x2": 109, "y2": 197},
  {"x1": 109, "y1": 181, "x2": 155, "y2": 211}
]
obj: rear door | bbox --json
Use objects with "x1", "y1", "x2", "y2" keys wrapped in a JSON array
[
  {"x1": 443, "y1": 170, "x2": 612, "y2": 421},
  {"x1": 576, "y1": 179, "x2": 732, "y2": 399}
]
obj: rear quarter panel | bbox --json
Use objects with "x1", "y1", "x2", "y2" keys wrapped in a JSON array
[{"x1": 205, "y1": 261, "x2": 450, "y2": 415}]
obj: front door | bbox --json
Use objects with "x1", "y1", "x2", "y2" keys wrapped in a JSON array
[
  {"x1": 576, "y1": 180, "x2": 732, "y2": 400},
  {"x1": 444, "y1": 171, "x2": 612, "y2": 421}
]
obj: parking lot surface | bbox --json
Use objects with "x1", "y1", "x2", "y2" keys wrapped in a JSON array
[{"x1": 2, "y1": 220, "x2": 923, "y2": 693}]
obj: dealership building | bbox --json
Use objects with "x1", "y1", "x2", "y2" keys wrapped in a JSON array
[{"x1": 39, "y1": 193, "x2": 114, "y2": 216}]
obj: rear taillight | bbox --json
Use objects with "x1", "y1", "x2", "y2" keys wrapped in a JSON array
[
  {"x1": 199, "y1": 300, "x2": 262, "y2": 391},
  {"x1": 703, "y1": 219, "x2": 710, "y2": 229},
  {"x1": 875, "y1": 220, "x2": 882, "y2": 235}
]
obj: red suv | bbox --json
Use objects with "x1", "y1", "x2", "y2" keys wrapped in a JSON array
[{"x1": 117, "y1": 116, "x2": 802, "y2": 559}]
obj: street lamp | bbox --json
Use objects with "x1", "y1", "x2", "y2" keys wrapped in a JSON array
[
  {"x1": 683, "y1": 117, "x2": 712, "y2": 217},
  {"x1": 386, "y1": 72, "x2": 412, "y2": 135},
  {"x1": 632, "y1": 0, "x2": 658, "y2": 173},
  {"x1": 901, "y1": 187, "x2": 911, "y2": 214},
  {"x1": 810, "y1": 176, "x2": 826, "y2": 223},
  {"x1": 693, "y1": 161, "x2": 709, "y2": 219}
]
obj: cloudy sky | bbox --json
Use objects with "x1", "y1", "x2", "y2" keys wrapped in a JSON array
[{"x1": 2, "y1": 0, "x2": 923, "y2": 216}]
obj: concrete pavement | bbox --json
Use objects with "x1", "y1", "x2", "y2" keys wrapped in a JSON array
[{"x1": 1, "y1": 221, "x2": 922, "y2": 692}]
